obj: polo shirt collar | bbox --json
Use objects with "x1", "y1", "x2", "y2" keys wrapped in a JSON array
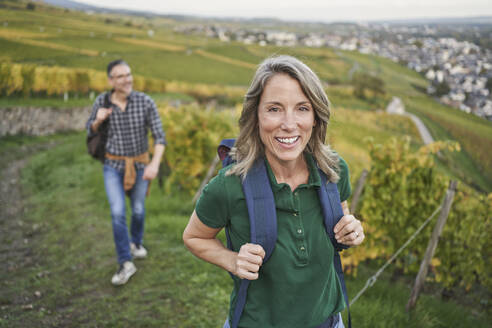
[{"x1": 264, "y1": 152, "x2": 321, "y2": 192}]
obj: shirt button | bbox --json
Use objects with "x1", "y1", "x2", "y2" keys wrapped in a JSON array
[
  {"x1": 293, "y1": 212, "x2": 298, "y2": 217},
  {"x1": 300, "y1": 246, "x2": 306, "y2": 251},
  {"x1": 294, "y1": 191, "x2": 299, "y2": 197},
  {"x1": 297, "y1": 229, "x2": 302, "y2": 234}
]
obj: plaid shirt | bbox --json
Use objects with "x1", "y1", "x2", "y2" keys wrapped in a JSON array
[{"x1": 86, "y1": 91, "x2": 166, "y2": 172}]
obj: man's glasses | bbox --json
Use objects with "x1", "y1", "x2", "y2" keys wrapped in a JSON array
[{"x1": 110, "y1": 72, "x2": 132, "y2": 80}]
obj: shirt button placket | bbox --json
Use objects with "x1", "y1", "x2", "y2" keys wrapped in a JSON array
[{"x1": 293, "y1": 190, "x2": 307, "y2": 261}]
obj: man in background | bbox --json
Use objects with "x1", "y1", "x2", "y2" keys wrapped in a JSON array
[{"x1": 86, "y1": 59, "x2": 166, "y2": 285}]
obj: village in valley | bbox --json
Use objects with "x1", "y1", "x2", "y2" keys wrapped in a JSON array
[{"x1": 176, "y1": 21, "x2": 492, "y2": 121}]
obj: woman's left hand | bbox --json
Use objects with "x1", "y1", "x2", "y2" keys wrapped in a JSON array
[{"x1": 334, "y1": 214, "x2": 364, "y2": 246}]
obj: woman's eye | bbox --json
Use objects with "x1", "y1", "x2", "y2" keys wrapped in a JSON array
[
  {"x1": 299, "y1": 106, "x2": 310, "y2": 111},
  {"x1": 267, "y1": 107, "x2": 279, "y2": 112}
]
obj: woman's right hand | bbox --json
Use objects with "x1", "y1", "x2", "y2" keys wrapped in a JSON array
[
  {"x1": 234, "y1": 243, "x2": 265, "y2": 280},
  {"x1": 183, "y1": 211, "x2": 266, "y2": 281}
]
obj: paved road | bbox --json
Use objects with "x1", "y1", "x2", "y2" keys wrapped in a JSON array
[
  {"x1": 404, "y1": 112, "x2": 435, "y2": 145},
  {"x1": 386, "y1": 97, "x2": 435, "y2": 145}
]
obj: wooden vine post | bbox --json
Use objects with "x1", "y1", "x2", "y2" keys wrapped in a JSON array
[
  {"x1": 192, "y1": 155, "x2": 220, "y2": 204},
  {"x1": 350, "y1": 169, "x2": 369, "y2": 214},
  {"x1": 406, "y1": 180, "x2": 457, "y2": 311}
]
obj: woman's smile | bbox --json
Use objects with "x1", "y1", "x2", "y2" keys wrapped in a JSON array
[{"x1": 276, "y1": 136, "x2": 299, "y2": 145}]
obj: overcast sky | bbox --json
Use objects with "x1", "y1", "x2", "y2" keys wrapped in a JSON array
[{"x1": 76, "y1": 0, "x2": 492, "y2": 22}]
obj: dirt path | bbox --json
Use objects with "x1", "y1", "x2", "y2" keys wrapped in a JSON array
[{"x1": 0, "y1": 142, "x2": 57, "y2": 318}]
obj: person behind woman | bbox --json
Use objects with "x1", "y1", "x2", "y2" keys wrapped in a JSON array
[{"x1": 183, "y1": 55, "x2": 365, "y2": 328}]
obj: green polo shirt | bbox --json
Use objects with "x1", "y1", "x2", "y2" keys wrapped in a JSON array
[{"x1": 196, "y1": 153, "x2": 351, "y2": 328}]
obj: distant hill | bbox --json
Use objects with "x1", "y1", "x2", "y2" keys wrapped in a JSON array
[
  {"x1": 40, "y1": 0, "x2": 284, "y2": 23},
  {"x1": 41, "y1": 0, "x2": 162, "y2": 17},
  {"x1": 42, "y1": 0, "x2": 492, "y2": 25},
  {"x1": 41, "y1": 0, "x2": 96, "y2": 11},
  {"x1": 376, "y1": 16, "x2": 492, "y2": 25},
  {"x1": 41, "y1": 1, "x2": 492, "y2": 26}
]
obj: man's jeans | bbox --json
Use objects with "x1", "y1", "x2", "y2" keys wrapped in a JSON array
[{"x1": 103, "y1": 164, "x2": 149, "y2": 264}]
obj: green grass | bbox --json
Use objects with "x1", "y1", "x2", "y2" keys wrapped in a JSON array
[
  {"x1": 150, "y1": 92, "x2": 195, "y2": 104},
  {"x1": 0, "y1": 38, "x2": 77, "y2": 63},
  {"x1": 329, "y1": 107, "x2": 421, "y2": 179},
  {"x1": 0, "y1": 134, "x2": 67, "y2": 169},
  {"x1": 344, "y1": 263, "x2": 490, "y2": 327},
  {"x1": 1, "y1": 132, "x2": 489, "y2": 327},
  {"x1": 204, "y1": 44, "x2": 265, "y2": 64},
  {"x1": 1, "y1": 133, "x2": 230, "y2": 327},
  {"x1": 0, "y1": 92, "x2": 195, "y2": 109},
  {"x1": 328, "y1": 85, "x2": 389, "y2": 111},
  {"x1": 0, "y1": 96, "x2": 93, "y2": 108}
]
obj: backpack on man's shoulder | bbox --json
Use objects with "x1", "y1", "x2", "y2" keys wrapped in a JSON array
[
  {"x1": 217, "y1": 138, "x2": 351, "y2": 328},
  {"x1": 87, "y1": 92, "x2": 111, "y2": 163}
]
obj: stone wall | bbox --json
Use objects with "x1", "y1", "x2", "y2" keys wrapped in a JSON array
[{"x1": 0, "y1": 107, "x2": 92, "y2": 136}]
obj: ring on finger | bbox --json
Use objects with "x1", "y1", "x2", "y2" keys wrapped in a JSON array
[{"x1": 354, "y1": 231, "x2": 359, "y2": 238}]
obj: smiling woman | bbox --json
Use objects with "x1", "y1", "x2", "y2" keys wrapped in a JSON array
[
  {"x1": 183, "y1": 55, "x2": 365, "y2": 328},
  {"x1": 228, "y1": 55, "x2": 340, "y2": 183},
  {"x1": 257, "y1": 73, "x2": 316, "y2": 185}
]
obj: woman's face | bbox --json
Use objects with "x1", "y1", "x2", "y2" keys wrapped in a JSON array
[{"x1": 258, "y1": 73, "x2": 315, "y2": 168}]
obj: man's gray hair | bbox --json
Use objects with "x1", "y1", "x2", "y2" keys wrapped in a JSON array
[{"x1": 107, "y1": 59, "x2": 129, "y2": 77}]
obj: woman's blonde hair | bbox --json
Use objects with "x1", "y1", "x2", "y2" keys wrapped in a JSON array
[{"x1": 227, "y1": 55, "x2": 340, "y2": 182}]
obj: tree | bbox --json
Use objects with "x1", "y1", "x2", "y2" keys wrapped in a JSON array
[
  {"x1": 413, "y1": 40, "x2": 423, "y2": 49},
  {"x1": 351, "y1": 72, "x2": 385, "y2": 100},
  {"x1": 486, "y1": 78, "x2": 492, "y2": 94},
  {"x1": 435, "y1": 81, "x2": 450, "y2": 97}
]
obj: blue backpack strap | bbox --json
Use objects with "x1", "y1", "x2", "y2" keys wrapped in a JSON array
[
  {"x1": 220, "y1": 139, "x2": 236, "y2": 281},
  {"x1": 229, "y1": 158, "x2": 278, "y2": 328},
  {"x1": 218, "y1": 139, "x2": 236, "y2": 167},
  {"x1": 219, "y1": 139, "x2": 236, "y2": 251},
  {"x1": 242, "y1": 159, "x2": 278, "y2": 261},
  {"x1": 318, "y1": 168, "x2": 351, "y2": 328},
  {"x1": 317, "y1": 168, "x2": 349, "y2": 251}
]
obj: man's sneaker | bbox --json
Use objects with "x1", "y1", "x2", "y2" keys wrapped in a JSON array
[
  {"x1": 111, "y1": 261, "x2": 137, "y2": 286},
  {"x1": 130, "y1": 243, "x2": 148, "y2": 259}
]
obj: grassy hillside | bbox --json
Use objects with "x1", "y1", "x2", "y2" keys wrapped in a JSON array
[
  {"x1": 0, "y1": 2, "x2": 351, "y2": 85},
  {"x1": 1, "y1": 0, "x2": 491, "y2": 191},
  {"x1": 330, "y1": 107, "x2": 421, "y2": 178},
  {"x1": 0, "y1": 3, "x2": 257, "y2": 85},
  {"x1": 339, "y1": 51, "x2": 492, "y2": 192}
]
